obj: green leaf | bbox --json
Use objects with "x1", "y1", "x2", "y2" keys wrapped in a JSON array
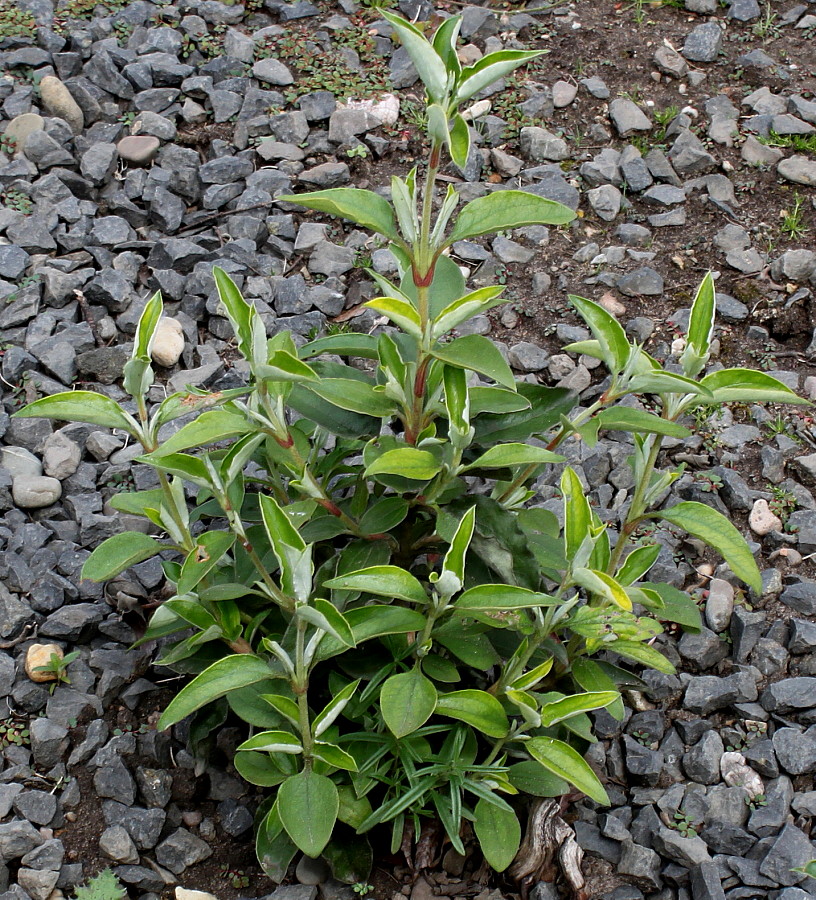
[
  {"x1": 455, "y1": 584, "x2": 556, "y2": 612},
  {"x1": 366, "y1": 448, "x2": 441, "y2": 481},
  {"x1": 325, "y1": 565, "x2": 428, "y2": 604},
  {"x1": 313, "y1": 679, "x2": 360, "y2": 738},
  {"x1": 569, "y1": 294, "x2": 630, "y2": 376},
  {"x1": 158, "y1": 655, "x2": 272, "y2": 729},
  {"x1": 473, "y1": 798, "x2": 521, "y2": 872},
  {"x1": 507, "y1": 761, "x2": 568, "y2": 797},
  {"x1": 257, "y1": 803, "x2": 297, "y2": 883},
  {"x1": 178, "y1": 531, "x2": 235, "y2": 594},
  {"x1": 454, "y1": 49, "x2": 544, "y2": 105},
  {"x1": 381, "y1": 11, "x2": 448, "y2": 103},
  {"x1": 658, "y1": 501, "x2": 761, "y2": 593},
  {"x1": 278, "y1": 770, "x2": 339, "y2": 857},
  {"x1": 681, "y1": 271, "x2": 716, "y2": 377},
  {"x1": 313, "y1": 742, "x2": 358, "y2": 772},
  {"x1": 260, "y1": 694, "x2": 300, "y2": 727},
  {"x1": 446, "y1": 190, "x2": 574, "y2": 246},
  {"x1": 277, "y1": 188, "x2": 399, "y2": 242},
  {"x1": 109, "y1": 489, "x2": 164, "y2": 516},
  {"x1": 439, "y1": 506, "x2": 476, "y2": 594},
  {"x1": 81, "y1": 532, "x2": 164, "y2": 582},
  {"x1": 628, "y1": 370, "x2": 713, "y2": 397},
  {"x1": 434, "y1": 621, "x2": 501, "y2": 668},
  {"x1": 700, "y1": 368, "x2": 809, "y2": 405},
  {"x1": 235, "y1": 751, "x2": 287, "y2": 787},
  {"x1": 597, "y1": 408, "x2": 690, "y2": 438},
  {"x1": 359, "y1": 498, "x2": 409, "y2": 535},
  {"x1": 643, "y1": 582, "x2": 702, "y2": 632},
  {"x1": 380, "y1": 668, "x2": 437, "y2": 738},
  {"x1": 432, "y1": 286, "x2": 505, "y2": 340},
  {"x1": 308, "y1": 378, "x2": 396, "y2": 418},
  {"x1": 123, "y1": 291, "x2": 163, "y2": 400},
  {"x1": 213, "y1": 267, "x2": 265, "y2": 368},
  {"x1": 448, "y1": 112, "x2": 471, "y2": 171},
  {"x1": 365, "y1": 296, "x2": 422, "y2": 337},
  {"x1": 473, "y1": 383, "x2": 576, "y2": 444},
  {"x1": 435, "y1": 690, "x2": 509, "y2": 738},
  {"x1": 526, "y1": 737, "x2": 609, "y2": 805},
  {"x1": 256, "y1": 349, "x2": 319, "y2": 384},
  {"x1": 562, "y1": 467, "x2": 591, "y2": 563},
  {"x1": 300, "y1": 332, "x2": 380, "y2": 360},
  {"x1": 138, "y1": 451, "x2": 212, "y2": 489},
  {"x1": 400, "y1": 253, "x2": 465, "y2": 319},
  {"x1": 322, "y1": 834, "x2": 373, "y2": 884},
  {"x1": 431, "y1": 14, "x2": 462, "y2": 73},
  {"x1": 316, "y1": 606, "x2": 428, "y2": 662},
  {"x1": 609, "y1": 639, "x2": 676, "y2": 674},
  {"x1": 573, "y1": 568, "x2": 633, "y2": 611},
  {"x1": 469, "y1": 386, "x2": 530, "y2": 415},
  {"x1": 616, "y1": 544, "x2": 661, "y2": 585},
  {"x1": 432, "y1": 335, "x2": 515, "y2": 389},
  {"x1": 12, "y1": 391, "x2": 137, "y2": 433},
  {"x1": 289, "y1": 383, "x2": 380, "y2": 440},
  {"x1": 462, "y1": 443, "x2": 563, "y2": 471},
  {"x1": 539, "y1": 692, "x2": 619, "y2": 727},
  {"x1": 237, "y1": 731, "x2": 303, "y2": 753},
  {"x1": 571, "y1": 658, "x2": 625, "y2": 720},
  {"x1": 297, "y1": 599, "x2": 356, "y2": 648}
]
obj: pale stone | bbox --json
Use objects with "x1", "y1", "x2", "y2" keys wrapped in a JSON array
[
  {"x1": 175, "y1": 889, "x2": 218, "y2": 900},
  {"x1": 598, "y1": 292, "x2": 626, "y2": 316},
  {"x1": 38, "y1": 76, "x2": 84, "y2": 134},
  {"x1": 705, "y1": 578, "x2": 734, "y2": 632},
  {"x1": 25, "y1": 644, "x2": 64, "y2": 683},
  {"x1": 552, "y1": 80, "x2": 578, "y2": 108},
  {"x1": 4, "y1": 113, "x2": 44, "y2": 155},
  {"x1": 341, "y1": 93, "x2": 400, "y2": 127},
  {"x1": 749, "y1": 498, "x2": 782, "y2": 536},
  {"x1": 151, "y1": 317, "x2": 185, "y2": 367},
  {"x1": 42, "y1": 432, "x2": 81, "y2": 480},
  {"x1": 1, "y1": 445, "x2": 42, "y2": 478},
  {"x1": 117, "y1": 135, "x2": 160, "y2": 165},
  {"x1": 12, "y1": 475, "x2": 62, "y2": 508},
  {"x1": 720, "y1": 751, "x2": 764, "y2": 799}
]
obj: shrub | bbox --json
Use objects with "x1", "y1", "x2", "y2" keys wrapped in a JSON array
[{"x1": 15, "y1": 11, "x2": 806, "y2": 883}]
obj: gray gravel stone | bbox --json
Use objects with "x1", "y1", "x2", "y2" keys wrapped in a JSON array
[
  {"x1": 617, "y1": 267, "x2": 664, "y2": 296},
  {"x1": 618, "y1": 840, "x2": 662, "y2": 891},
  {"x1": 778, "y1": 156, "x2": 816, "y2": 187},
  {"x1": 778, "y1": 580, "x2": 816, "y2": 615},
  {"x1": 682, "y1": 22, "x2": 723, "y2": 62},
  {"x1": 154, "y1": 828, "x2": 212, "y2": 874},
  {"x1": 653, "y1": 825, "x2": 711, "y2": 867},
  {"x1": 608, "y1": 98, "x2": 651, "y2": 136},
  {"x1": 773, "y1": 727, "x2": 816, "y2": 775},
  {"x1": 759, "y1": 823, "x2": 815, "y2": 886}
]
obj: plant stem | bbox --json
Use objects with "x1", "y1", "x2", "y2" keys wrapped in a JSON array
[
  {"x1": 294, "y1": 615, "x2": 313, "y2": 764},
  {"x1": 606, "y1": 434, "x2": 664, "y2": 574}
]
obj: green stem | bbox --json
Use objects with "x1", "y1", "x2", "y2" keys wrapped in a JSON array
[
  {"x1": 294, "y1": 616, "x2": 313, "y2": 763},
  {"x1": 606, "y1": 434, "x2": 664, "y2": 575}
]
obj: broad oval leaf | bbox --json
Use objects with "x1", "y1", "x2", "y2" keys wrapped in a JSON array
[
  {"x1": 13, "y1": 391, "x2": 137, "y2": 433},
  {"x1": 446, "y1": 190, "x2": 574, "y2": 245},
  {"x1": 448, "y1": 111, "x2": 471, "y2": 171},
  {"x1": 507, "y1": 760, "x2": 568, "y2": 797},
  {"x1": 473, "y1": 798, "x2": 521, "y2": 872},
  {"x1": 658, "y1": 501, "x2": 761, "y2": 593},
  {"x1": 278, "y1": 770, "x2": 339, "y2": 857},
  {"x1": 365, "y1": 448, "x2": 441, "y2": 481},
  {"x1": 526, "y1": 736, "x2": 609, "y2": 805},
  {"x1": 432, "y1": 335, "x2": 515, "y2": 389},
  {"x1": 381, "y1": 11, "x2": 447, "y2": 103},
  {"x1": 609, "y1": 639, "x2": 676, "y2": 674},
  {"x1": 380, "y1": 668, "x2": 437, "y2": 738},
  {"x1": 277, "y1": 188, "x2": 399, "y2": 242},
  {"x1": 308, "y1": 378, "x2": 396, "y2": 418},
  {"x1": 435, "y1": 690, "x2": 509, "y2": 738},
  {"x1": 82, "y1": 532, "x2": 164, "y2": 582},
  {"x1": 158, "y1": 655, "x2": 272, "y2": 729},
  {"x1": 177, "y1": 531, "x2": 235, "y2": 595}
]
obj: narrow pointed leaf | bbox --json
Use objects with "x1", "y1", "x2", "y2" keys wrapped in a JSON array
[
  {"x1": 82, "y1": 532, "x2": 163, "y2": 582},
  {"x1": 462, "y1": 442, "x2": 563, "y2": 471},
  {"x1": 455, "y1": 49, "x2": 544, "y2": 104},
  {"x1": 597, "y1": 408, "x2": 690, "y2": 438},
  {"x1": 324, "y1": 565, "x2": 428, "y2": 604},
  {"x1": 449, "y1": 112, "x2": 471, "y2": 171},
  {"x1": 277, "y1": 188, "x2": 399, "y2": 241},
  {"x1": 447, "y1": 191, "x2": 574, "y2": 245},
  {"x1": 455, "y1": 584, "x2": 556, "y2": 612},
  {"x1": 381, "y1": 11, "x2": 447, "y2": 102},
  {"x1": 700, "y1": 368, "x2": 809, "y2": 405},
  {"x1": 526, "y1": 736, "x2": 609, "y2": 805},
  {"x1": 657, "y1": 501, "x2": 761, "y2": 593},
  {"x1": 432, "y1": 286, "x2": 505, "y2": 340},
  {"x1": 13, "y1": 391, "x2": 137, "y2": 433},
  {"x1": 569, "y1": 294, "x2": 630, "y2": 376},
  {"x1": 681, "y1": 271, "x2": 716, "y2": 377},
  {"x1": 562, "y1": 467, "x2": 591, "y2": 563},
  {"x1": 237, "y1": 731, "x2": 303, "y2": 753},
  {"x1": 609, "y1": 639, "x2": 676, "y2": 674},
  {"x1": 365, "y1": 296, "x2": 422, "y2": 337},
  {"x1": 539, "y1": 692, "x2": 619, "y2": 727},
  {"x1": 158, "y1": 655, "x2": 272, "y2": 729},
  {"x1": 573, "y1": 568, "x2": 633, "y2": 611}
]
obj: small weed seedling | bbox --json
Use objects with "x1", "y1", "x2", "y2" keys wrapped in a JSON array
[
  {"x1": 73, "y1": 869, "x2": 127, "y2": 900},
  {"x1": 346, "y1": 144, "x2": 370, "y2": 159},
  {"x1": 672, "y1": 810, "x2": 698, "y2": 838},
  {"x1": 34, "y1": 650, "x2": 80, "y2": 692},
  {"x1": 780, "y1": 194, "x2": 808, "y2": 241},
  {"x1": 0, "y1": 716, "x2": 29, "y2": 749}
]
